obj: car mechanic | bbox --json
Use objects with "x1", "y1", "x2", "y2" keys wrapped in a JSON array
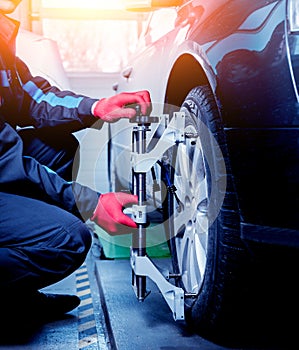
[{"x1": 0, "y1": 0, "x2": 151, "y2": 338}]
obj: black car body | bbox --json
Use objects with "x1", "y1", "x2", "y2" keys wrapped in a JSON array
[{"x1": 108, "y1": 0, "x2": 299, "y2": 343}]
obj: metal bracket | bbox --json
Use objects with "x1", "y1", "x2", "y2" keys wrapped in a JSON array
[
  {"x1": 131, "y1": 204, "x2": 147, "y2": 224},
  {"x1": 130, "y1": 250, "x2": 185, "y2": 321},
  {"x1": 131, "y1": 112, "x2": 185, "y2": 173},
  {"x1": 129, "y1": 110, "x2": 186, "y2": 321}
]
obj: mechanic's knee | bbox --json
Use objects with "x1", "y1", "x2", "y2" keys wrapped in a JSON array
[
  {"x1": 68, "y1": 219, "x2": 92, "y2": 260},
  {"x1": 41, "y1": 219, "x2": 92, "y2": 284},
  {"x1": 0, "y1": 220, "x2": 92, "y2": 292},
  {"x1": 50, "y1": 217, "x2": 92, "y2": 273}
]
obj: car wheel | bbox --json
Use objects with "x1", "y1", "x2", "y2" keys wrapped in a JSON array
[{"x1": 166, "y1": 85, "x2": 251, "y2": 340}]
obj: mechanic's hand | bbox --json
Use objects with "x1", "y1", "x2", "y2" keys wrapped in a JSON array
[
  {"x1": 92, "y1": 90, "x2": 151, "y2": 122},
  {"x1": 90, "y1": 192, "x2": 138, "y2": 235}
]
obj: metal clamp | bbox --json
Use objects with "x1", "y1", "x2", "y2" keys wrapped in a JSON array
[
  {"x1": 130, "y1": 250, "x2": 185, "y2": 321},
  {"x1": 131, "y1": 204, "x2": 147, "y2": 224},
  {"x1": 131, "y1": 112, "x2": 186, "y2": 173},
  {"x1": 129, "y1": 110, "x2": 186, "y2": 321}
]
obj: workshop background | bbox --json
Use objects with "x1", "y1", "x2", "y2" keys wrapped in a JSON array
[
  {"x1": 14, "y1": 0, "x2": 146, "y2": 96},
  {"x1": 12, "y1": 0, "x2": 152, "y2": 259}
]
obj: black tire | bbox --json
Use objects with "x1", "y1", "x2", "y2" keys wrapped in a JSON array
[{"x1": 166, "y1": 85, "x2": 251, "y2": 342}]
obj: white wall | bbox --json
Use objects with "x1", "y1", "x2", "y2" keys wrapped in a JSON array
[
  {"x1": 17, "y1": 30, "x2": 117, "y2": 194},
  {"x1": 69, "y1": 73, "x2": 120, "y2": 194},
  {"x1": 67, "y1": 72, "x2": 119, "y2": 99}
]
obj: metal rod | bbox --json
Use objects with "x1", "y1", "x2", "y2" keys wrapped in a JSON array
[{"x1": 132, "y1": 125, "x2": 147, "y2": 301}]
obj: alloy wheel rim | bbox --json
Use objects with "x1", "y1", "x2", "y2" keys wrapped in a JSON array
[{"x1": 173, "y1": 110, "x2": 209, "y2": 294}]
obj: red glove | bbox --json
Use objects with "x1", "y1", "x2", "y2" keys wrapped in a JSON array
[
  {"x1": 92, "y1": 90, "x2": 151, "y2": 122},
  {"x1": 91, "y1": 192, "x2": 138, "y2": 235}
]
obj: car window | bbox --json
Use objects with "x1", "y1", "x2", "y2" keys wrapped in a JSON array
[{"x1": 138, "y1": 8, "x2": 177, "y2": 48}]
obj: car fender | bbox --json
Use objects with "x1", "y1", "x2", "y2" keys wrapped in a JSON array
[{"x1": 164, "y1": 39, "x2": 218, "y2": 109}]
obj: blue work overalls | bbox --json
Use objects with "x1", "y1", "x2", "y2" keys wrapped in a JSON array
[{"x1": 0, "y1": 13, "x2": 101, "y2": 300}]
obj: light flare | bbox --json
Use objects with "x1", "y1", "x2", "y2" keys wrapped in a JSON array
[{"x1": 42, "y1": 0, "x2": 125, "y2": 10}]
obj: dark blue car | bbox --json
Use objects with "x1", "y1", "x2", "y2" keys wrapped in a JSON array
[{"x1": 109, "y1": 0, "x2": 299, "y2": 343}]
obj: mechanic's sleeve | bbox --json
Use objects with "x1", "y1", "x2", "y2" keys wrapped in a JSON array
[
  {"x1": 0, "y1": 121, "x2": 99, "y2": 219},
  {"x1": 16, "y1": 58, "x2": 99, "y2": 129}
]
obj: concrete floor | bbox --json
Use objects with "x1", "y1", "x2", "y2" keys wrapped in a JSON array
[
  {"x1": 0, "y1": 252, "x2": 232, "y2": 350},
  {"x1": 0, "y1": 250, "x2": 110, "y2": 350},
  {"x1": 1, "y1": 241, "x2": 289, "y2": 350},
  {"x1": 95, "y1": 258, "x2": 231, "y2": 350}
]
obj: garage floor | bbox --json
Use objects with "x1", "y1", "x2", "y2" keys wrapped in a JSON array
[
  {"x1": 0, "y1": 238, "x2": 235, "y2": 350},
  {"x1": 1, "y1": 239, "x2": 284, "y2": 350},
  {"x1": 94, "y1": 257, "x2": 226, "y2": 350},
  {"x1": 0, "y1": 250, "x2": 110, "y2": 350}
]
